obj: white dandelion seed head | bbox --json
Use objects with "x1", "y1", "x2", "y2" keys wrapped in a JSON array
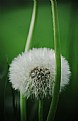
[{"x1": 9, "y1": 48, "x2": 71, "y2": 99}]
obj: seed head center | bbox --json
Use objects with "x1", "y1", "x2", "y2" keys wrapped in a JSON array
[{"x1": 30, "y1": 67, "x2": 50, "y2": 83}]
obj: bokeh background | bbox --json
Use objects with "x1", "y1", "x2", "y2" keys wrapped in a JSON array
[{"x1": 0, "y1": 0, "x2": 78, "y2": 121}]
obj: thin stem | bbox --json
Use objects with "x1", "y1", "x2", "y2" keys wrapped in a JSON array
[
  {"x1": 25, "y1": 0, "x2": 37, "y2": 51},
  {"x1": 39, "y1": 100, "x2": 43, "y2": 121},
  {"x1": 20, "y1": 0, "x2": 37, "y2": 121},
  {"x1": 20, "y1": 94, "x2": 26, "y2": 121},
  {"x1": 46, "y1": 0, "x2": 61, "y2": 121}
]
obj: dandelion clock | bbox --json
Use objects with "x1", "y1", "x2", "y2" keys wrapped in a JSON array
[{"x1": 9, "y1": 48, "x2": 70, "y2": 99}]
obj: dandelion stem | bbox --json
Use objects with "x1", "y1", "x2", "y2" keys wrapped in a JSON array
[
  {"x1": 46, "y1": 0, "x2": 61, "y2": 121},
  {"x1": 25, "y1": 0, "x2": 37, "y2": 51},
  {"x1": 39, "y1": 100, "x2": 43, "y2": 121},
  {"x1": 20, "y1": 95, "x2": 26, "y2": 121},
  {"x1": 20, "y1": 0, "x2": 37, "y2": 121}
]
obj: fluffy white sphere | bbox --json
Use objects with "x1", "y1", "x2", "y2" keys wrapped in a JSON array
[{"x1": 9, "y1": 48, "x2": 71, "y2": 99}]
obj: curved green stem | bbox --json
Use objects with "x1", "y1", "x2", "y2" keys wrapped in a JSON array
[
  {"x1": 25, "y1": 0, "x2": 37, "y2": 51},
  {"x1": 46, "y1": 0, "x2": 61, "y2": 121},
  {"x1": 39, "y1": 100, "x2": 43, "y2": 121},
  {"x1": 20, "y1": 0, "x2": 37, "y2": 121}
]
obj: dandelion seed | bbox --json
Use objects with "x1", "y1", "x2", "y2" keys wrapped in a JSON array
[{"x1": 9, "y1": 48, "x2": 71, "y2": 99}]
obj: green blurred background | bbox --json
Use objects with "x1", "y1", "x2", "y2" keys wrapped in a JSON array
[{"x1": 0, "y1": 0, "x2": 78, "y2": 121}]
